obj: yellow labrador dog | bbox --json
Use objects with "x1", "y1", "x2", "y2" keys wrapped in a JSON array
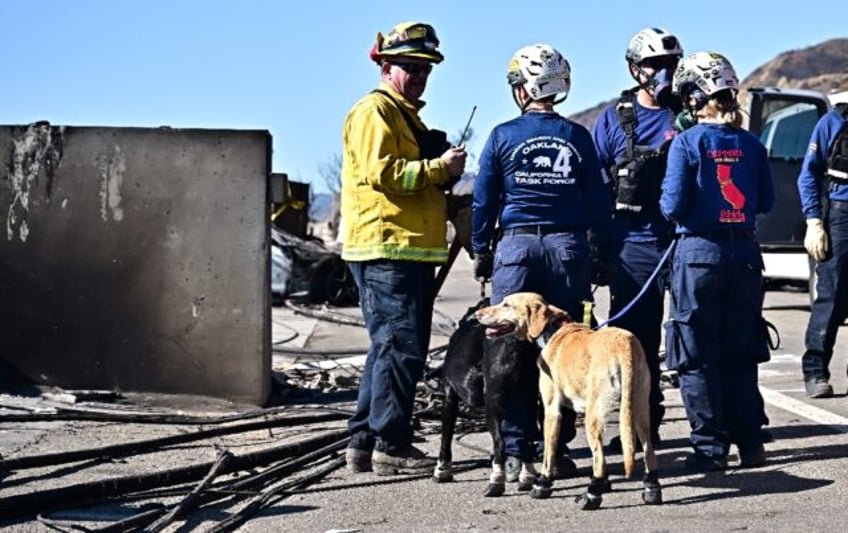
[{"x1": 476, "y1": 292, "x2": 662, "y2": 509}]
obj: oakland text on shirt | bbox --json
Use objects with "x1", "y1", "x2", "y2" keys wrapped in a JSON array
[{"x1": 507, "y1": 135, "x2": 583, "y2": 186}]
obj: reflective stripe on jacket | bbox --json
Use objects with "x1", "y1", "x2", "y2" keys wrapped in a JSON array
[{"x1": 341, "y1": 83, "x2": 451, "y2": 263}]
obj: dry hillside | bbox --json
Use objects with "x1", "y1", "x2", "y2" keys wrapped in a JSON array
[{"x1": 568, "y1": 38, "x2": 848, "y2": 130}]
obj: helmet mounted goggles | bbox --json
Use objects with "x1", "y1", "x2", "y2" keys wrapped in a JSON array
[{"x1": 369, "y1": 22, "x2": 444, "y2": 64}]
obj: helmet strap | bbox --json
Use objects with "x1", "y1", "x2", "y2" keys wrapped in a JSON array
[
  {"x1": 512, "y1": 86, "x2": 531, "y2": 112},
  {"x1": 630, "y1": 62, "x2": 655, "y2": 94},
  {"x1": 513, "y1": 86, "x2": 566, "y2": 114}
]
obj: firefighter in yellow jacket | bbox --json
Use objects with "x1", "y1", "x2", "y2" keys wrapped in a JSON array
[{"x1": 342, "y1": 21, "x2": 466, "y2": 476}]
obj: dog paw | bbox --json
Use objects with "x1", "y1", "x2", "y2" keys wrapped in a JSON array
[
  {"x1": 432, "y1": 472, "x2": 454, "y2": 483},
  {"x1": 483, "y1": 482, "x2": 505, "y2": 497},
  {"x1": 642, "y1": 483, "x2": 662, "y2": 505},
  {"x1": 432, "y1": 462, "x2": 454, "y2": 483},
  {"x1": 585, "y1": 476, "x2": 611, "y2": 495},
  {"x1": 529, "y1": 486, "x2": 552, "y2": 499},
  {"x1": 575, "y1": 492, "x2": 602, "y2": 510},
  {"x1": 529, "y1": 478, "x2": 553, "y2": 499},
  {"x1": 516, "y1": 478, "x2": 534, "y2": 492}
]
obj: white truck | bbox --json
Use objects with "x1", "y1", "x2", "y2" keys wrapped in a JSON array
[{"x1": 748, "y1": 88, "x2": 848, "y2": 302}]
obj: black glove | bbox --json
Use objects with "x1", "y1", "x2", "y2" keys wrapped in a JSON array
[
  {"x1": 473, "y1": 250, "x2": 494, "y2": 282},
  {"x1": 591, "y1": 258, "x2": 617, "y2": 287}
]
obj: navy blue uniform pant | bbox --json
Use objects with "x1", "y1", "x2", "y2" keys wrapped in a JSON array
[
  {"x1": 665, "y1": 235, "x2": 769, "y2": 459},
  {"x1": 803, "y1": 200, "x2": 848, "y2": 382},
  {"x1": 609, "y1": 239, "x2": 668, "y2": 437},
  {"x1": 492, "y1": 231, "x2": 591, "y2": 460},
  {"x1": 346, "y1": 260, "x2": 435, "y2": 454}
]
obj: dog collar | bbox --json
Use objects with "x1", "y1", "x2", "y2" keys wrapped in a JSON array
[{"x1": 534, "y1": 321, "x2": 562, "y2": 350}]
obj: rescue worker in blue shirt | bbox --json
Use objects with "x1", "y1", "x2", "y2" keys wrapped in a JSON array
[
  {"x1": 592, "y1": 27, "x2": 684, "y2": 447},
  {"x1": 797, "y1": 98, "x2": 848, "y2": 398},
  {"x1": 661, "y1": 51, "x2": 775, "y2": 471},
  {"x1": 472, "y1": 44, "x2": 614, "y2": 489}
]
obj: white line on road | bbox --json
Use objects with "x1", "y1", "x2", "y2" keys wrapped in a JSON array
[
  {"x1": 283, "y1": 354, "x2": 367, "y2": 370},
  {"x1": 760, "y1": 386, "x2": 848, "y2": 433}
]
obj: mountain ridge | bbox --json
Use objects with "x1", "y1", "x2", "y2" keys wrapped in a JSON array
[{"x1": 309, "y1": 38, "x2": 848, "y2": 225}]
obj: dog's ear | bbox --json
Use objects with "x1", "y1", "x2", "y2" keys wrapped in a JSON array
[
  {"x1": 546, "y1": 305, "x2": 572, "y2": 324},
  {"x1": 527, "y1": 301, "x2": 549, "y2": 340}
]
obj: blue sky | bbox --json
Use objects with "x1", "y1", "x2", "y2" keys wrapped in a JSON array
[{"x1": 2, "y1": 1, "x2": 845, "y2": 193}]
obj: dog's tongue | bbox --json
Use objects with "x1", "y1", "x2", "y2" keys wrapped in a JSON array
[{"x1": 485, "y1": 325, "x2": 510, "y2": 337}]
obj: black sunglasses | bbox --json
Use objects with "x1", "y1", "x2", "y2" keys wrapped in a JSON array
[{"x1": 389, "y1": 61, "x2": 433, "y2": 76}]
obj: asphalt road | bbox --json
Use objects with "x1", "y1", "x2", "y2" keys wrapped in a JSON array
[
  {"x1": 265, "y1": 253, "x2": 848, "y2": 533},
  {"x1": 1, "y1": 252, "x2": 846, "y2": 532}
]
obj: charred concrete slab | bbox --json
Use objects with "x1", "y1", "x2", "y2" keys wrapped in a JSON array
[{"x1": 0, "y1": 123, "x2": 272, "y2": 405}]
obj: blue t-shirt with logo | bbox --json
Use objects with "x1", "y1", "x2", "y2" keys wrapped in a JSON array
[
  {"x1": 661, "y1": 123, "x2": 775, "y2": 233},
  {"x1": 471, "y1": 112, "x2": 612, "y2": 254}
]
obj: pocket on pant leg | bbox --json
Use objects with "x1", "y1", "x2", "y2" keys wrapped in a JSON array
[
  {"x1": 664, "y1": 312, "x2": 700, "y2": 371},
  {"x1": 492, "y1": 243, "x2": 532, "y2": 302},
  {"x1": 495, "y1": 244, "x2": 531, "y2": 269},
  {"x1": 362, "y1": 264, "x2": 410, "y2": 325}
]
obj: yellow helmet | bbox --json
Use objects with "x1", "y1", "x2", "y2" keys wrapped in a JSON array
[{"x1": 369, "y1": 22, "x2": 444, "y2": 64}]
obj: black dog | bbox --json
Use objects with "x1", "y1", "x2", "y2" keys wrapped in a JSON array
[{"x1": 432, "y1": 300, "x2": 543, "y2": 496}]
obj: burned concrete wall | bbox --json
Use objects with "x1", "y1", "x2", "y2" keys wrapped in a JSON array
[{"x1": 0, "y1": 124, "x2": 272, "y2": 405}]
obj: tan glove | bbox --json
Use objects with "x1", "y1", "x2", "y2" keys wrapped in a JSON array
[{"x1": 804, "y1": 218, "x2": 829, "y2": 262}]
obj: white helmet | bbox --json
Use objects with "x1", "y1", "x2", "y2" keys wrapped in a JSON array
[
  {"x1": 625, "y1": 27, "x2": 683, "y2": 64},
  {"x1": 672, "y1": 51, "x2": 739, "y2": 101},
  {"x1": 507, "y1": 44, "x2": 571, "y2": 102}
]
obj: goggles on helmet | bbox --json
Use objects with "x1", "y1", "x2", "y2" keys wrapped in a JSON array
[
  {"x1": 383, "y1": 23, "x2": 438, "y2": 51},
  {"x1": 370, "y1": 22, "x2": 444, "y2": 64}
]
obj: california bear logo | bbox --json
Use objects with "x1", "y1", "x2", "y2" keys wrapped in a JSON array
[
  {"x1": 533, "y1": 155, "x2": 552, "y2": 168},
  {"x1": 717, "y1": 164, "x2": 746, "y2": 209}
]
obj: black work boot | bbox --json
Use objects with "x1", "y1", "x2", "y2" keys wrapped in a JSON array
[
  {"x1": 684, "y1": 451, "x2": 727, "y2": 472},
  {"x1": 345, "y1": 447, "x2": 372, "y2": 473},
  {"x1": 738, "y1": 443, "x2": 766, "y2": 468},
  {"x1": 372, "y1": 444, "x2": 436, "y2": 476}
]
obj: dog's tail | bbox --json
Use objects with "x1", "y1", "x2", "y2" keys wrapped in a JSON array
[{"x1": 618, "y1": 336, "x2": 640, "y2": 478}]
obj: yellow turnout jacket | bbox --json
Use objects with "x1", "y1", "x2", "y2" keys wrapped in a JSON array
[{"x1": 340, "y1": 83, "x2": 451, "y2": 263}]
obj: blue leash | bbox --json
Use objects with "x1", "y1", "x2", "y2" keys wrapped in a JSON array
[{"x1": 593, "y1": 239, "x2": 677, "y2": 330}]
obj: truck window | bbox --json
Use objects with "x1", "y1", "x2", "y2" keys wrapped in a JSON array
[{"x1": 758, "y1": 102, "x2": 819, "y2": 160}]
